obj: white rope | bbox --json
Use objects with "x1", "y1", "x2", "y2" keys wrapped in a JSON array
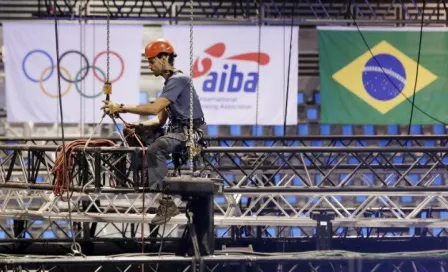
[{"x1": 188, "y1": 0, "x2": 194, "y2": 174}]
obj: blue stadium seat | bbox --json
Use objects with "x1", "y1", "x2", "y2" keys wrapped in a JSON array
[
  {"x1": 265, "y1": 140, "x2": 275, "y2": 146},
  {"x1": 434, "y1": 124, "x2": 445, "y2": 134},
  {"x1": 274, "y1": 126, "x2": 284, "y2": 136},
  {"x1": 320, "y1": 125, "x2": 330, "y2": 135},
  {"x1": 230, "y1": 125, "x2": 241, "y2": 136},
  {"x1": 339, "y1": 173, "x2": 350, "y2": 185},
  {"x1": 387, "y1": 125, "x2": 399, "y2": 134},
  {"x1": 315, "y1": 175, "x2": 321, "y2": 186},
  {"x1": 139, "y1": 91, "x2": 148, "y2": 104},
  {"x1": 288, "y1": 140, "x2": 299, "y2": 146},
  {"x1": 207, "y1": 125, "x2": 218, "y2": 136},
  {"x1": 266, "y1": 227, "x2": 277, "y2": 237},
  {"x1": 224, "y1": 174, "x2": 234, "y2": 187},
  {"x1": 297, "y1": 92, "x2": 304, "y2": 104},
  {"x1": 410, "y1": 124, "x2": 422, "y2": 134},
  {"x1": 433, "y1": 176, "x2": 442, "y2": 185},
  {"x1": 286, "y1": 196, "x2": 296, "y2": 204},
  {"x1": 364, "y1": 125, "x2": 374, "y2": 135},
  {"x1": 342, "y1": 125, "x2": 352, "y2": 135},
  {"x1": 393, "y1": 156, "x2": 404, "y2": 164},
  {"x1": 409, "y1": 174, "x2": 419, "y2": 185},
  {"x1": 275, "y1": 175, "x2": 281, "y2": 184},
  {"x1": 292, "y1": 177, "x2": 304, "y2": 186},
  {"x1": 298, "y1": 124, "x2": 309, "y2": 135},
  {"x1": 364, "y1": 174, "x2": 374, "y2": 185},
  {"x1": 331, "y1": 196, "x2": 342, "y2": 203},
  {"x1": 43, "y1": 231, "x2": 56, "y2": 238},
  {"x1": 307, "y1": 108, "x2": 318, "y2": 120},
  {"x1": 115, "y1": 123, "x2": 124, "y2": 133},
  {"x1": 244, "y1": 140, "x2": 254, "y2": 146},
  {"x1": 0, "y1": 231, "x2": 5, "y2": 239},
  {"x1": 348, "y1": 157, "x2": 358, "y2": 164},
  {"x1": 290, "y1": 227, "x2": 301, "y2": 237},
  {"x1": 314, "y1": 92, "x2": 320, "y2": 104},
  {"x1": 215, "y1": 196, "x2": 225, "y2": 204},
  {"x1": 424, "y1": 140, "x2": 435, "y2": 147},
  {"x1": 252, "y1": 125, "x2": 263, "y2": 136},
  {"x1": 217, "y1": 228, "x2": 230, "y2": 237},
  {"x1": 433, "y1": 228, "x2": 442, "y2": 236}
]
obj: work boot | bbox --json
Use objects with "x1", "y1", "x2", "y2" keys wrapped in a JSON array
[{"x1": 151, "y1": 198, "x2": 180, "y2": 225}]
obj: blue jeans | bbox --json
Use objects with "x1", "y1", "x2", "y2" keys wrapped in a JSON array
[{"x1": 146, "y1": 132, "x2": 187, "y2": 189}]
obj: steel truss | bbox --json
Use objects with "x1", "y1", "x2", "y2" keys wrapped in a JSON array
[
  {"x1": 0, "y1": 252, "x2": 446, "y2": 272},
  {"x1": 2, "y1": 135, "x2": 448, "y2": 147},
  {"x1": 0, "y1": 142, "x2": 446, "y2": 240},
  {"x1": 0, "y1": 139, "x2": 446, "y2": 269},
  {"x1": 18, "y1": 0, "x2": 446, "y2": 26}
]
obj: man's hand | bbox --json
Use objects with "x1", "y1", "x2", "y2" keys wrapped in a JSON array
[
  {"x1": 101, "y1": 100, "x2": 123, "y2": 115},
  {"x1": 123, "y1": 123, "x2": 138, "y2": 137}
]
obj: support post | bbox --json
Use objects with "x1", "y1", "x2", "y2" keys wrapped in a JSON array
[
  {"x1": 312, "y1": 213, "x2": 335, "y2": 250},
  {"x1": 191, "y1": 195, "x2": 214, "y2": 255},
  {"x1": 94, "y1": 152, "x2": 101, "y2": 189}
]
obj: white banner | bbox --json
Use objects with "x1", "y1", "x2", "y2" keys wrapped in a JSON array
[
  {"x1": 3, "y1": 22, "x2": 142, "y2": 124},
  {"x1": 162, "y1": 25, "x2": 298, "y2": 125}
]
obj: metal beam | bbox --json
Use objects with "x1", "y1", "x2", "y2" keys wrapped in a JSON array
[{"x1": 2, "y1": 0, "x2": 446, "y2": 26}]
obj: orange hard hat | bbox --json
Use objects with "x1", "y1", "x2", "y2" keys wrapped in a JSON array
[{"x1": 145, "y1": 38, "x2": 175, "y2": 59}]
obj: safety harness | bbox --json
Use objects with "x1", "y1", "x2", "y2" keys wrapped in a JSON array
[{"x1": 165, "y1": 104, "x2": 207, "y2": 177}]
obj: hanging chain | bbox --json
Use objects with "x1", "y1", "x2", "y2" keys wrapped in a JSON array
[
  {"x1": 188, "y1": 0, "x2": 194, "y2": 174},
  {"x1": 255, "y1": 0, "x2": 261, "y2": 130},
  {"x1": 106, "y1": 0, "x2": 110, "y2": 83},
  {"x1": 103, "y1": 0, "x2": 112, "y2": 99}
]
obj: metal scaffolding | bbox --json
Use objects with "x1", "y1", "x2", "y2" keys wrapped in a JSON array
[
  {"x1": 0, "y1": 139, "x2": 446, "y2": 251},
  {"x1": 1, "y1": 0, "x2": 445, "y2": 26},
  {"x1": 0, "y1": 252, "x2": 446, "y2": 272}
]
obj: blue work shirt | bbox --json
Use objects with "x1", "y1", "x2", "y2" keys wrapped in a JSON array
[{"x1": 160, "y1": 71, "x2": 204, "y2": 121}]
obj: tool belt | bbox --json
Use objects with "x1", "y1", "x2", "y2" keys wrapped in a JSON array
[{"x1": 167, "y1": 118, "x2": 205, "y2": 133}]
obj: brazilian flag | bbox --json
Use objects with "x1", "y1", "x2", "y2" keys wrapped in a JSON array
[{"x1": 318, "y1": 27, "x2": 448, "y2": 124}]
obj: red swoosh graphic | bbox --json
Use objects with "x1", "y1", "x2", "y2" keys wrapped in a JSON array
[
  {"x1": 225, "y1": 53, "x2": 270, "y2": 65},
  {"x1": 192, "y1": 57, "x2": 212, "y2": 78},
  {"x1": 204, "y1": 43, "x2": 225, "y2": 58}
]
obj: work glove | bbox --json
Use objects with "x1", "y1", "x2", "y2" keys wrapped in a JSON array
[{"x1": 101, "y1": 100, "x2": 123, "y2": 115}]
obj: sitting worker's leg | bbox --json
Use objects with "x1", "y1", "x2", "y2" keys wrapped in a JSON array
[{"x1": 147, "y1": 135, "x2": 185, "y2": 225}]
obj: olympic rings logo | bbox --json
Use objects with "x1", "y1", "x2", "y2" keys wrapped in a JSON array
[{"x1": 22, "y1": 49, "x2": 125, "y2": 99}]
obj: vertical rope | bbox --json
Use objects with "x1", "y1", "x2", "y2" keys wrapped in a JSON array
[{"x1": 189, "y1": 0, "x2": 194, "y2": 174}]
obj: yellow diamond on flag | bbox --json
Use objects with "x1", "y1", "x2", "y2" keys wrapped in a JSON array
[{"x1": 332, "y1": 40, "x2": 438, "y2": 114}]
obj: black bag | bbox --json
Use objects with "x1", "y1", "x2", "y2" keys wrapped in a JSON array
[{"x1": 114, "y1": 125, "x2": 165, "y2": 187}]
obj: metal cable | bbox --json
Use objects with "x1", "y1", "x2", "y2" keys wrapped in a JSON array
[
  {"x1": 52, "y1": 0, "x2": 82, "y2": 256},
  {"x1": 188, "y1": 0, "x2": 194, "y2": 174}
]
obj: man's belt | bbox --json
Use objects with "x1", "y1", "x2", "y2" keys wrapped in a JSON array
[{"x1": 170, "y1": 118, "x2": 204, "y2": 128}]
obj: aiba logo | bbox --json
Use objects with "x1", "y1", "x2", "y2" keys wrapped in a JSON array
[{"x1": 192, "y1": 43, "x2": 270, "y2": 93}]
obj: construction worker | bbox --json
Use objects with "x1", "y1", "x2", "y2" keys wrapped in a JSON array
[{"x1": 101, "y1": 38, "x2": 205, "y2": 225}]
